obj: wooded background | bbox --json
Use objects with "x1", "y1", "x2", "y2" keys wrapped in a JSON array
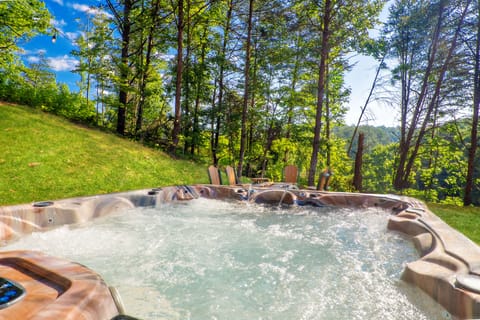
[{"x1": 1, "y1": 0, "x2": 479, "y2": 206}]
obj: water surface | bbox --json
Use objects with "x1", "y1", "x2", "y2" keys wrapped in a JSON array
[{"x1": 5, "y1": 198, "x2": 450, "y2": 319}]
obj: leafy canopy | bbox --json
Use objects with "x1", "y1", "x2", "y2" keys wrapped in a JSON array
[{"x1": 0, "y1": 0, "x2": 51, "y2": 72}]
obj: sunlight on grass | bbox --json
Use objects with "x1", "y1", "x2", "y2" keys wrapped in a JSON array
[
  {"x1": 0, "y1": 104, "x2": 208, "y2": 205},
  {"x1": 428, "y1": 203, "x2": 480, "y2": 245}
]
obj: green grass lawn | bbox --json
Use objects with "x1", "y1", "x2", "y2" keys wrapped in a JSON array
[
  {"x1": 427, "y1": 203, "x2": 480, "y2": 244},
  {"x1": 0, "y1": 103, "x2": 208, "y2": 205}
]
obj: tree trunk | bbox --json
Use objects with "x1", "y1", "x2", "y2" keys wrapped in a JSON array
[
  {"x1": 171, "y1": 0, "x2": 185, "y2": 153},
  {"x1": 464, "y1": 1, "x2": 480, "y2": 206},
  {"x1": 210, "y1": 0, "x2": 233, "y2": 165},
  {"x1": 135, "y1": 0, "x2": 160, "y2": 137},
  {"x1": 308, "y1": 0, "x2": 332, "y2": 186},
  {"x1": 183, "y1": 0, "x2": 192, "y2": 155},
  {"x1": 191, "y1": 26, "x2": 208, "y2": 155},
  {"x1": 115, "y1": 0, "x2": 132, "y2": 136},
  {"x1": 283, "y1": 33, "x2": 301, "y2": 164},
  {"x1": 353, "y1": 132, "x2": 364, "y2": 191},
  {"x1": 325, "y1": 65, "x2": 331, "y2": 168},
  {"x1": 210, "y1": 80, "x2": 218, "y2": 165},
  {"x1": 237, "y1": 0, "x2": 254, "y2": 179}
]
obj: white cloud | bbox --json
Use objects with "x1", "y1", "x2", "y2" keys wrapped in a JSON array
[
  {"x1": 65, "y1": 31, "x2": 80, "y2": 42},
  {"x1": 47, "y1": 55, "x2": 78, "y2": 71},
  {"x1": 71, "y1": 3, "x2": 112, "y2": 18},
  {"x1": 52, "y1": 0, "x2": 64, "y2": 5},
  {"x1": 52, "y1": 18, "x2": 67, "y2": 28},
  {"x1": 21, "y1": 49, "x2": 47, "y2": 56},
  {"x1": 27, "y1": 56, "x2": 40, "y2": 63}
]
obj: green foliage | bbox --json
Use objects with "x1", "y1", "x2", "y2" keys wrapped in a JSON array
[
  {"x1": 359, "y1": 143, "x2": 396, "y2": 193},
  {"x1": 0, "y1": 70, "x2": 95, "y2": 124},
  {"x1": 354, "y1": 117, "x2": 473, "y2": 205},
  {"x1": 0, "y1": 0, "x2": 51, "y2": 73}
]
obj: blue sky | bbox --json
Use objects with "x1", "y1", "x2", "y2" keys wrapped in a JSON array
[
  {"x1": 21, "y1": 0, "x2": 397, "y2": 127},
  {"x1": 22, "y1": 0, "x2": 104, "y2": 88}
]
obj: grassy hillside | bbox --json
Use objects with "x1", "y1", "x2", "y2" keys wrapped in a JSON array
[{"x1": 0, "y1": 103, "x2": 208, "y2": 206}]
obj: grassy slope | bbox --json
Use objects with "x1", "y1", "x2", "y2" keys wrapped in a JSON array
[
  {"x1": 428, "y1": 203, "x2": 480, "y2": 244},
  {"x1": 0, "y1": 103, "x2": 208, "y2": 205}
]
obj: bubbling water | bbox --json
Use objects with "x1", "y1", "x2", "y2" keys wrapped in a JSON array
[{"x1": 4, "y1": 198, "x2": 450, "y2": 320}]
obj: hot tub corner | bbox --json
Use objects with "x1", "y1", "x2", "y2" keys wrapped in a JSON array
[{"x1": 387, "y1": 201, "x2": 480, "y2": 319}]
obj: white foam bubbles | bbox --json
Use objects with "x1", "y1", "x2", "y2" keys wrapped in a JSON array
[{"x1": 4, "y1": 200, "x2": 451, "y2": 319}]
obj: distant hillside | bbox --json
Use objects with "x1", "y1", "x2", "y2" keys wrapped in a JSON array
[
  {"x1": 334, "y1": 125, "x2": 400, "y2": 154},
  {"x1": 0, "y1": 103, "x2": 208, "y2": 205}
]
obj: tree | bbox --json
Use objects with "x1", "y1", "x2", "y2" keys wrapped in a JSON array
[
  {"x1": 0, "y1": 0, "x2": 51, "y2": 75},
  {"x1": 71, "y1": 16, "x2": 96, "y2": 113},
  {"x1": 464, "y1": 1, "x2": 480, "y2": 206},
  {"x1": 307, "y1": 0, "x2": 332, "y2": 186},
  {"x1": 209, "y1": 0, "x2": 234, "y2": 166},
  {"x1": 170, "y1": 0, "x2": 185, "y2": 152},
  {"x1": 135, "y1": 0, "x2": 164, "y2": 137},
  {"x1": 387, "y1": 0, "x2": 472, "y2": 190},
  {"x1": 237, "y1": 0, "x2": 254, "y2": 178},
  {"x1": 306, "y1": 0, "x2": 385, "y2": 186},
  {"x1": 106, "y1": 0, "x2": 138, "y2": 136}
]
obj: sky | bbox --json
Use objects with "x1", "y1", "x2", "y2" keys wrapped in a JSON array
[
  {"x1": 21, "y1": 0, "x2": 100, "y2": 86},
  {"x1": 21, "y1": 0, "x2": 398, "y2": 128},
  {"x1": 344, "y1": 54, "x2": 397, "y2": 127}
]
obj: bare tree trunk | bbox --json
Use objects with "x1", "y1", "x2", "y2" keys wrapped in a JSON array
[
  {"x1": 464, "y1": 1, "x2": 480, "y2": 206},
  {"x1": 237, "y1": 0, "x2": 254, "y2": 179},
  {"x1": 171, "y1": 0, "x2": 185, "y2": 153},
  {"x1": 308, "y1": 0, "x2": 332, "y2": 186},
  {"x1": 347, "y1": 54, "x2": 385, "y2": 156},
  {"x1": 353, "y1": 132, "x2": 364, "y2": 191}
]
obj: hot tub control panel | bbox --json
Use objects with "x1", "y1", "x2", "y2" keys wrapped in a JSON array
[{"x1": 0, "y1": 278, "x2": 25, "y2": 309}]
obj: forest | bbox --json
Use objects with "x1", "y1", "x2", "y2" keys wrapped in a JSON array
[{"x1": 1, "y1": 0, "x2": 479, "y2": 206}]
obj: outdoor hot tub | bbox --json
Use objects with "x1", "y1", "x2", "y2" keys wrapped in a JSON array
[{"x1": 0, "y1": 185, "x2": 479, "y2": 319}]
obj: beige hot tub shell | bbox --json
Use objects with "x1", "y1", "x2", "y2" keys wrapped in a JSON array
[{"x1": 0, "y1": 185, "x2": 479, "y2": 319}]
